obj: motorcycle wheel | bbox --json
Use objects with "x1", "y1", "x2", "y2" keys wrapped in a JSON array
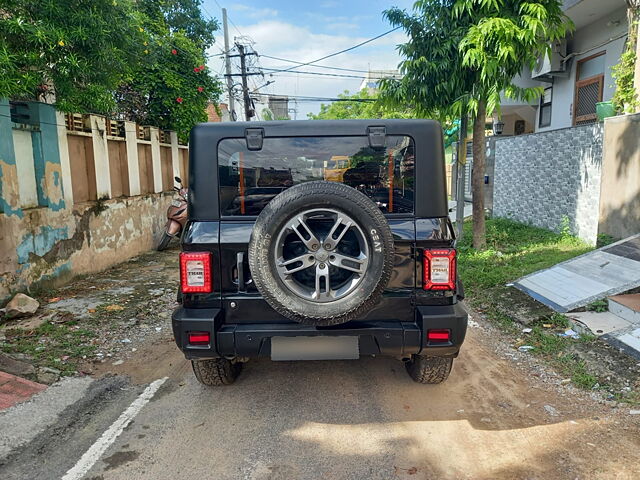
[{"x1": 157, "y1": 232, "x2": 173, "y2": 251}]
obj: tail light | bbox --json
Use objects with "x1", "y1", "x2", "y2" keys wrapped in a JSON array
[
  {"x1": 180, "y1": 252, "x2": 212, "y2": 293},
  {"x1": 427, "y1": 329, "x2": 451, "y2": 342},
  {"x1": 423, "y1": 248, "x2": 456, "y2": 291},
  {"x1": 188, "y1": 331, "x2": 210, "y2": 345}
]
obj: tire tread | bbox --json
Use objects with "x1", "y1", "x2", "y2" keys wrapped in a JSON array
[
  {"x1": 406, "y1": 356, "x2": 453, "y2": 384},
  {"x1": 191, "y1": 358, "x2": 241, "y2": 386}
]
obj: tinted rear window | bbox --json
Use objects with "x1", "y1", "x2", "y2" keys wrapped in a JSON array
[{"x1": 218, "y1": 136, "x2": 414, "y2": 216}]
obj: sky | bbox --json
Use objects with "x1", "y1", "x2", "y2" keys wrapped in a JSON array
[{"x1": 201, "y1": 0, "x2": 415, "y2": 119}]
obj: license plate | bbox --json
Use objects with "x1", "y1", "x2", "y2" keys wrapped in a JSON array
[{"x1": 271, "y1": 336, "x2": 359, "y2": 361}]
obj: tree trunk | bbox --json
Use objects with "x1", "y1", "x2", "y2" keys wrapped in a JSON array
[{"x1": 471, "y1": 99, "x2": 486, "y2": 249}]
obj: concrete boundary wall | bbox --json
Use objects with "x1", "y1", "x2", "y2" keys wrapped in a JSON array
[
  {"x1": 598, "y1": 113, "x2": 640, "y2": 239},
  {"x1": 493, "y1": 123, "x2": 604, "y2": 244},
  {"x1": 0, "y1": 100, "x2": 190, "y2": 302}
]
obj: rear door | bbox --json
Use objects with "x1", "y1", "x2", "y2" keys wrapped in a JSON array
[{"x1": 216, "y1": 134, "x2": 417, "y2": 324}]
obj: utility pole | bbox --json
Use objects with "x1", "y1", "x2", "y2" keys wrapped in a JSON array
[
  {"x1": 237, "y1": 43, "x2": 254, "y2": 121},
  {"x1": 222, "y1": 8, "x2": 235, "y2": 121},
  {"x1": 455, "y1": 112, "x2": 468, "y2": 241}
]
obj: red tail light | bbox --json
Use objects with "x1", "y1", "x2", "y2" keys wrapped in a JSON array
[
  {"x1": 423, "y1": 248, "x2": 456, "y2": 291},
  {"x1": 427, "y1": 329, "x2": 451, "y2": 342},
  {"x1": 180, "y1": 252, "x2": 212, "y2": 293},
  {"x1": 188, "y1": 331, "x2": 210, "y2": 345}
]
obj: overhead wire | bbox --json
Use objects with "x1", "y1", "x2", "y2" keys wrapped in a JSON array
[
  {"x1": 274, "y1": 27, "x2": 401, "y2": 73},
  {"x1": 259, "y1": 55, "x2": 371, "y2": 74}
]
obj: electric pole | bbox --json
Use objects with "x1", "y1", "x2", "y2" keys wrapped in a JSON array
[
  {"x1": 455, "y1": 112, "x2": 468, "y2": 241},
  {"x1": 222, "y1": 8, "x2": 235, "y2": 121},
  {"x1": 236, "y1": 43, "x2": 254, "y2": 121}
]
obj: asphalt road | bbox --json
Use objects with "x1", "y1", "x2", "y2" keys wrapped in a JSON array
[{"x1": 1, "y1": 326, "x2": 639, "y2": 480}]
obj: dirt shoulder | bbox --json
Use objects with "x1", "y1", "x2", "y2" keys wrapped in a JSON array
[{"x1": 0, "y1": 249, "x2": 180, "y2": 384}]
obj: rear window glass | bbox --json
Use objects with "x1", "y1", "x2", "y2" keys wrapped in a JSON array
[{"x1": 218, "y1": 135, "x2": 414, "y2": 216}]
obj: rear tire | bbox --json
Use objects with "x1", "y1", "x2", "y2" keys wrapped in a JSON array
[
  {"x1": 157, "y1": 232, "x2": 173, "y2": 251},
  {"x1": 406, "y1": 355, "x2": 453, "y2": 384},
  {"x1": 191, "y1": 358, "x2": 242, "y2": 386}
]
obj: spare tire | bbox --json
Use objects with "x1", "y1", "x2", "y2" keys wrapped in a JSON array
[{"x1": 248, "y1": 181, "x2": 394, "y2": 326}]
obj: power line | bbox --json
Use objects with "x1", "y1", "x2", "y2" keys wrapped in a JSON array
[
  {"x1": 260, "y1": 68, "x2": 363, "y2": 79},
  {"x1": 251, "y1": 94, "x2": 377, "y2": 103},
  {"x1": 276, "y1": 27, "x2": 401, "y2": 73},
  {"x1": 210, "y1": 0, "x2": 243, "y2": 36},
  {"x1": 259, "y1": 55, "x2": 371, "y2": 74},
  {"x1": 260, "y1": 67, "x2": 403, "y2": 81}
]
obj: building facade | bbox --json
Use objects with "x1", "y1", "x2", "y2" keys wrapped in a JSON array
[{"x1": 497, "y1": 0, "x2": 629, "y2": 135}]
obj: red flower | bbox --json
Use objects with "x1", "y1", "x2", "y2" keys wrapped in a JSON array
[
  {"x1": 171, "y1": 49, "x2": 177, "y2": 55},
  {"x1": 199, "y1": 65, "x2": 205, "y2": 70},
  {"x1": 197, "y1": 86, "x2": 204, "y2": 92},
  {"x1": 176, "y1": 97, "x2": 183, "y2": 103},
  {"x1": 193, "y1": 67, "x2": 200, "y2": 73}
]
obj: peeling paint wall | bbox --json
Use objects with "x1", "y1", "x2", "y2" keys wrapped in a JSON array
[
  {"x1": 0, "y1": 193, "x2": 173, "y2": 301},
  {"x1": 0, "y1": 100, "x2": 186, "y2": 303}
]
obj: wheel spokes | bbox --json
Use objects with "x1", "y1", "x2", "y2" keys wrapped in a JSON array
[
  {"x1": 328, "y1": 253, "x2": 367, "y2": 275},
  {"x1": 314, "y1": 263, "x2": 331, "y2": 300},
  {"x1": 277, "y1": 254, "x2": 315, "y2": 275},
  {"x1": 289, "y1": 216, "x2": 320, "y2": 251},
  {"x1": 324, "y1": 214, "x2": 353, "y2": 250}
]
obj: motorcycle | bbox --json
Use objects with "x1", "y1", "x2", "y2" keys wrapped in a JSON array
[{"x1": 157, "y1": 176, "x2": 188, "y2": 251}]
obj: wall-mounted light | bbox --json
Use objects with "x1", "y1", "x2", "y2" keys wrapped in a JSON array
[{"x1": 493, "y1": 120, "x2": 505, "y2": 135}]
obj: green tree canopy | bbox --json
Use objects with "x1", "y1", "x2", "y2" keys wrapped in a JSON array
[
  {"x1": 381, "y1": 0, "x2": 572, "y2": 248},
  {"x1": 0, "y1": 0, "x2": 143, "y2": 113},
  {"x1": 0, "y1": 0, "x2": 222, "y2": 138},
  {"x1": 115, "y1": 0, "x2": 222, "y2": 140},
  {"x1": 308, "y1": 89, "x2": 415, "y2": 120}
]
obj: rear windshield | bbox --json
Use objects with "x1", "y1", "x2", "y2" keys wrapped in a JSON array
[{"x1": 218, "y1": 135, "x2": 414, "y2": 216}]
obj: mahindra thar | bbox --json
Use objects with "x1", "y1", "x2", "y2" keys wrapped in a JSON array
[{"x1": 172, "y1": 119, "x2": 468, "y2": 385}]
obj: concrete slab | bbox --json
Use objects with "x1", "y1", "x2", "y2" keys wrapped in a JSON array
[
  {"x1": 603, "y1": 326, "x2": 640, "y2": 361},
  {"x1": 567, "y1": 311, "x2": 633, "y2": 336},
  {"x1": 513, "y1": 234, "x2": 640, "y2": 312},
  {"x1": 608, "y1": 294, "x2": 640, "y2": 324}
]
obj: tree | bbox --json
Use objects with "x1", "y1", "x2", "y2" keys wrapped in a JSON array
[
  {"x1": 115, "y1": 0, "x2": 223, "y2": 140},
  {"x1": 382, "y1": 0, "x2": 572, "y2": 248},
  {"x1": 620, "y1": 0, "x2": 640, "y2": 112},
  {"x1": 0, "y1": 0, "x2": 143, "y2": 113},
  {"x1": 308, "y1": 89, "x2": 415, "y2": 120}
]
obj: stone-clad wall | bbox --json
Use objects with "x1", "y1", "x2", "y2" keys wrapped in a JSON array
[{"x1": 493, "y1": 123, "x2": 604, "y2": 245}]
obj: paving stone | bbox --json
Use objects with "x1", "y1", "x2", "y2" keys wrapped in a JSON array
[{"x1": 0, "y1": 371, "x2": 47, "y2": 410}]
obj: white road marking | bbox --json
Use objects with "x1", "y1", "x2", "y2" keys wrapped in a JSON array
[{"x1": 61, "y1": 377, "x2": 168, "y2": 480}]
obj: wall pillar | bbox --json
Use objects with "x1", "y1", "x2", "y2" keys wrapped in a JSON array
[
  {"x1": 150, "y1": 127, "x2": 163, "y2": 193},
  {"x1": 0, "y1": 99, "x2": 22, "y2": 217},
  {"x1": 56, "y1": 111, "x2": 73, "y2": 206},
  {"x1": 125, "y1": 121, "x2": 141, "y2": 196},
  {"x1": 90, "y1": 115, "x2": 111, "y2": 199},
  {"x1": 169, "y1": 131, "x2": 181, "y2": 181},
  {"x1": 29, "y1": 102, "x2": 65, "y2": 210}
]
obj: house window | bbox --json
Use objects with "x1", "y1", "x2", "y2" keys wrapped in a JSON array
[
  {"x1": 573, "y1": 52, "x2": 605, "y2": 126},
  {"x1": 539, "y1": 86, "x2": 552, "y2": 128}
]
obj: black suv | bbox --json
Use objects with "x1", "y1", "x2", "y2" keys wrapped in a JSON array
[{"x1": 172, "y1": 119, "x2": 467, "y2": 385}]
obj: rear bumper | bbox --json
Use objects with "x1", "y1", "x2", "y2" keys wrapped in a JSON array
[{"x1": 172, "y1": 303, "x2": 468, "y2": 360}]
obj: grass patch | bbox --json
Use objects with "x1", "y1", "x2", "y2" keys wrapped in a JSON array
[
  {"x1": 2, "y1": 322, "x2": 97, "y2": 375},
  {"x1": 458, "y1": 217, "x2": 592, "y2": 297},
  {"x1": 458, "y1": 218, "x2": 604, "y2": 390},
  {"x1": 586, "y1": 299, "x2": 609, "y2": 313}
]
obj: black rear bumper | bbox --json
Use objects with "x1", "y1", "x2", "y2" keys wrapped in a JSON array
[{"x1": 172, "y1": 303, "x2": 468, "y2": 360}]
